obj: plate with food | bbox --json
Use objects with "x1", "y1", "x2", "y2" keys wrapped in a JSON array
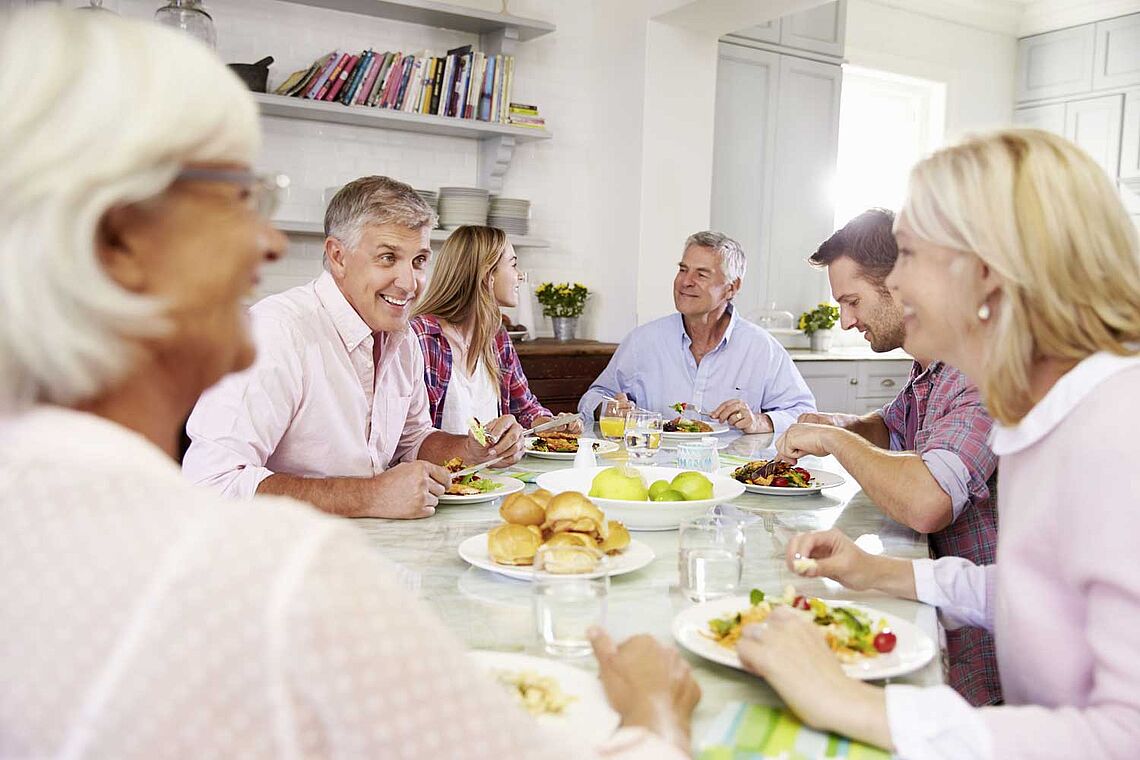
[
  {"x1": 458, "y1": 490, "x2": 655, "y2": 579},
  {"x1": 672, "y1": 588, "x2": 935, "y2": 681},
  {"x1": 524, "y1": 434, "x2": 619, "y2": 460},
  {"x1": 535, "y1": 465, "x2": 745, "y2": 531},
  {"x1": 439, "y1": 457, "x2": 525, "y2": 504},
  {"x1": 661, "y1": 417, "x2": 730, "y2": 438},
  {"x1": 469, "y1": 650, "x2": 620, "y2": 746},
  {"x1": 720, "y1": 461, "x2": 845, "y2": 495}
]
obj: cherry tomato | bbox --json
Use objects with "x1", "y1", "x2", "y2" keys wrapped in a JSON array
[
  {"x1": 792, "y1": 595, "x2": 811, "y2": 611},
  {"x1": 773, "y1": 477, "x2": 789, "y2": 487},
  {"x1": 794, "y1": 468, "x2": 810, "y2": 477},
  {"x1": 873, "y1": 630, "x2": 897, "y2": 653}
]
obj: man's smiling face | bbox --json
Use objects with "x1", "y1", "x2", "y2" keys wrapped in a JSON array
[{"x1": 327, "y1": 221, "x2": 433, "y2": 333}]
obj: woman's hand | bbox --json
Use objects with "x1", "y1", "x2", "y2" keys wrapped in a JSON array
[
  {"x1": 786, "y1": 529, "x2": 917, "y2": 599},
  {"x1": 590, "y1": 628, "x2": 700, "y2": 754}
]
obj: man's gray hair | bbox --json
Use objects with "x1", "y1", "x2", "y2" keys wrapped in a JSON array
[
  {"x1": 324, "y1": 175, "x2": 438, "y2": 250},
  {"x1": 684, "y1": 231, "x2": 747, "y2": 283}
]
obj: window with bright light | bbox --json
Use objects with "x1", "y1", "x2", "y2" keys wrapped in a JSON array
[{"x1": 833, "y1": 65, "x2": 946, "y2": 229}]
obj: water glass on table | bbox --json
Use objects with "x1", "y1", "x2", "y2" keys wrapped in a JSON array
[
  {"x1": 598, "y1": 399, "x2": 631, "y2": 443},
  {"x1": 678, "y1": 515, "x2": 745, "y2": 603},
  {"x1": 624, "y1": 410, "x2": 662, "y2": 462},
  {"x1": 532, "y1": 544, "x2": 609, "y2": 657}
]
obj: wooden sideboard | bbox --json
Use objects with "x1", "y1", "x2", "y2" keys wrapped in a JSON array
[{"x1": 514, "y1": 339, "x2": 618, "y2": 414}]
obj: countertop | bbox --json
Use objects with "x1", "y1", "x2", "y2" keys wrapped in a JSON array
[
  {"x1": 349, "y1": 429, "x2": 941, "y2": 748},
  {"x1": 787, "y1": 347, "x2": 912, "y2": 362}
]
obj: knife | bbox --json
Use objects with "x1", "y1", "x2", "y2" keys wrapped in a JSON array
[{"x1": 452, "y1": 413, "x2": 582, "y2": 478}]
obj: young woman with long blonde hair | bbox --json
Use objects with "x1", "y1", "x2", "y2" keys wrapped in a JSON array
[
  {"x1": 411, "y1": 225, "x2": 581, "y2": 435},
  {"x1": 757, "y1": 129, "x2": 1140, "y2": 758}
]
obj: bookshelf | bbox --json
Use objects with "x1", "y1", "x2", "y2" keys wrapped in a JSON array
[
  {"x1": 255, "y1": 93, "x2": 551, "y2": 142},
  {"x1": 273, "y1": 0, "x2": 555, "y2": 42},
  {"x1": 273, "y1": 219, "x2": 552, "y2": 249}
]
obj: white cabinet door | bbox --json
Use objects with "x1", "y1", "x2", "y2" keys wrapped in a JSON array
[
  {"x1": 794, "y1": 361, "x2": 855, "y2": 414},
  {"x1": 729, "y1": 18, "x2": 781, "y2": 44},
  {"x1": 1014, "y1": 103, "x2": 1066, "y2": 135},
  {"x1": 1065, "y1": 94, "x2": 1124, "y2": 179},
  {"x1": 778, "y1": 0, "x2": 846, "y2": 58},
  {"x1": 855, "y1": 360, "x2": 912, "y2": 400},
  {"x1": 767, "y1": 56, "x2": 841, "y2": 318},
  {"x1": 1121, "y1": 88, "x2": 1140, "y2": 180},
  {"x1": 1093, "y1": 14, "x2": 1140, "y2": 91},
  {"x1": 712, "y1": 44, "x2": 780, "y2": 316},
  {"x1": 1016, "y1": 25, "x2": 1095, "y2": 102}
]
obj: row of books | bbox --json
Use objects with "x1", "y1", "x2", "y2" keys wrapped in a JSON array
[{"x1": 273, "y1": 44, "x2": 529, "y2": 126}]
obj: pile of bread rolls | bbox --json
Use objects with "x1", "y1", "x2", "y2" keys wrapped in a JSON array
[{"x1": 487, "y1": 489, "x2": 631, "y2": 573}]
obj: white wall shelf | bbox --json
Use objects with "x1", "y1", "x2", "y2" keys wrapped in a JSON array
[
  {"x1": 255, "y1": 93, "x2": 551, "y2": 142},
  {"x1": 274, "y1": 219, "x2": 551, "y2": 248},
  {"x1": 274, "y1": 0, "x2": 555, "y2": 42}
]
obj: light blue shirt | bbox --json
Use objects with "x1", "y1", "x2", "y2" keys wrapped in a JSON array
[{"x1": 579, "y1": 306, "x2": 816, "y2": 433}]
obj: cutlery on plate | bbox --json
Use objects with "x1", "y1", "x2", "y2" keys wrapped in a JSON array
[{"x1": 453, "y1": 414, "x2": 582, "y2": 479}]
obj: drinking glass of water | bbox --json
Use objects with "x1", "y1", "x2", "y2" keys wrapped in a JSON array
[
  {"x1": 678, "y1": 515, "x2": 745, "y2": 603},
  {"x1": 532, "y1": 544, "x2": 609, "y2": 657},
  {"x1": 624, "y1": 410, "x2": 662, "y2": 462}
]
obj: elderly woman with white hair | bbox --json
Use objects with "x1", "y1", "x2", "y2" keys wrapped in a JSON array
[
  {"x1": 0, "y1": 9, "x2": 698, "y2": 758},
  {"x1": 578, "y1": 230, "x2": 815, "y2": 432},
  {"x1": 740, "y1": 130, "x2": 1140, "y2": 759}
]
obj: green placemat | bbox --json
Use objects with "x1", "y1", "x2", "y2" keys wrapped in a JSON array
[{"x1": 697, "y1": 703, "x2": 894, "y2": 760}]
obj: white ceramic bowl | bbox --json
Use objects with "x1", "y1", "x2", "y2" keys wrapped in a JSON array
[{"x1": 535, "y1": 465, "x2": 745, "y2": 531}]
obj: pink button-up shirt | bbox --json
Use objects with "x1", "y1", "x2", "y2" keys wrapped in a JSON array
[{"x1": 183, "y1": 272, "x2": 435, "y2": 498}]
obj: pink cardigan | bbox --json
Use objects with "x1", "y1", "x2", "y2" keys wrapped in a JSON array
[{"x1": 887, "y1": 352, "x2": 1140, "y2": 759}]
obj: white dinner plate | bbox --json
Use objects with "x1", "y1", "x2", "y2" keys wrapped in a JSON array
[
  {"x1": 672, "y1": 595, "x2": 936, "y2": 681},
  {"x1": 717, "y1": 465, "x2": 846, "y2": 495},
  {"x1": 535, "y1": 465, "x2": 746, "y2": 531},
  {"x1": 523, "y1": 436, "x2": 619, "y2": 460},
  {"x1": 661, "y1": 421, "x2": 731, "y2": 439},
  {"x1": 469, "y1": 651, "x2": 620, "y2": 746},
  {"x1": 507, "y1": 330, "x2": 528, "y2": 342},
  {"x1": 458, "y1": 532, "x2": 655, "y2": 580},
  {"x1": 438, "y1": 475, "x2": 525, "y2": 505}
]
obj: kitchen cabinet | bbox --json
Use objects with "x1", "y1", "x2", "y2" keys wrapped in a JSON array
[
  {"x1": 514, "y1": 339, "x2": 617, "y2": 414},
  {"x1": 778, "y1": 0, "x2": 846, "y2": 58},
  {"x1": 1016, "y1": 24, "x2": 1096, "y2": 102},
  {"x1": 1065, "y1": 94, "x2": 1124, "y2": 179},
  {"x1": 1121, "y1": 88, "x2": 1140, "y2": 180},
  {"x1": 1013, "y1": 102, "x2": 1066, "y2": 134},
  {"x1": 794, "y1": 359, "x2": 912, "y2": 415},
  {"x1": 1093, "y1": 14, "x2": 1140, "y2": 91},
  {"x1": 712, "y1": 44, "x2": 840, "y2": 320}
]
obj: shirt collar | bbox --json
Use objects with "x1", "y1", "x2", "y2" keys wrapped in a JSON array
[
  {"x1": 991, "y1": 350, "x2": 1140, "y2": 455},
  {"x1": 677, "y1": 303, "x2": 738, "y2": 349},
  {"x1": 314, "y1": 270, "x2": 376, "y2": 353}
]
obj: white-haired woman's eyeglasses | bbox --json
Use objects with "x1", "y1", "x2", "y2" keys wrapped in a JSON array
[{"x1": 174, "y1": 168, "x2": 290, "y2": 218}]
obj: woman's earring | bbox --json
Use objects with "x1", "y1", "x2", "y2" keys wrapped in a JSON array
[{"x1": 977, "y1": 303, "x2": 991, "y2": 322}]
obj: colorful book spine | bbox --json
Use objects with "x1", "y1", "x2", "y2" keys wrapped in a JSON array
[
  {"x1": 310, "y1": 51, "x2": 346, "y2": 99},
  {"x1": 490, "y1": 54, "x2": 503, "y2": 124},
  {"x1": 322, "y1": 53, "x2": 356, "y2": 101},
  {"x1": 437, "y1": 54, "x2": 455, "y2": 116},
  {"x1": 501, "y1": 55, "x2": 515, "y2": 123},
  {"x1": 404, "y1": 56, "x2": 426, "y2": 112},
  {"x1": 478, "y1": 55, "x2": 495, "y2": 121},
  {"x1": 376, "y1": 52, "x2": 403, "y2": 107},
  {"x1": 392, "y1": 55, "x2": 415, "y2": 109},
  {"x1": 429, "y1": 57, "x2": 446, "y2": 115},
  {"x1": 355, "y1": 52, "x2": 383, "y2": 105},
  {"x1": 341, "y1": 50, "x2": 371, "y2": 105},
  {"x1": 367, "y1": 52, "x2": 394, "y2": 107},
  {"x1": 419, "y1": 57, "x2": 436, "y2": 113}
]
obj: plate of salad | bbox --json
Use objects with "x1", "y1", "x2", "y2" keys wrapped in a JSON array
[
  {"x1": 719, "y1": 461, "x2": 845, "y2": 495},
  {"x1": 671, "y1": 587, "x2": 935, "y2": 680}
]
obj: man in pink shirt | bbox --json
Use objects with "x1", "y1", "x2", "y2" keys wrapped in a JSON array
[{"x1": 183, "y1": 176, "x2": 524, "y2": 518}]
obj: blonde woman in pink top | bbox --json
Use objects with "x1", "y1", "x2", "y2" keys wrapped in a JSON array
[{"x1": 737, "y1": 129, "x2": 1140, "y2": 759}]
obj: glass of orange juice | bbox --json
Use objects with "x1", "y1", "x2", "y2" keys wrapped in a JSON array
[{"x1": 599, "y1": 399, "x2": 630, "y2": 443}]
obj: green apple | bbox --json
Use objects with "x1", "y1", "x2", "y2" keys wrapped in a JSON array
[
  {"x1": 651, "y1": 489, "x2": 687, "y2": 502},
  {"x1": 589, "y1": 466, "x2": 649, "y2": 501},
  {"x1": 648, "y1": 479, "x2": 673, "y2": 500},
  {"x1": 670, "y1": 471, "x2": 714, "y2": 501}
]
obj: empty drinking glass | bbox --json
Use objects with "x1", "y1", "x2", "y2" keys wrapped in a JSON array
[
  {"x1": 532, "y1": 544, "x2": 609, "y2": 657},
  {"x1": 678, "y1": 515, "x2": 745, "y2": 603},
  {"x1": 624, "y1": 410, "x2": 662, "y2": 462}
]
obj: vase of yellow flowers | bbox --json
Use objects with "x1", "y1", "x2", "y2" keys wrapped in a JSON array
[
  {"x1": 798, "y1": 302, "x2": 840, "y2": 353},
  {"x1": 535, "y1": 282, "x2": 589, "y2": 341}
]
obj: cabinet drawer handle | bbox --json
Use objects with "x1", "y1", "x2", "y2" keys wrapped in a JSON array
[
  {"x1": 849, "y1": 378, "x2": 858, "y2": 385},
  {"x1": 881, "y1": 378, "x2": 896, "y2": 388}
]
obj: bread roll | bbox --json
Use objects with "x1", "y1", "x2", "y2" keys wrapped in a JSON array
[
  {"x1": 598, "y1": 520, "x2": 630, "y2": 554},
  {"x1": 543, "y1": 532, "x2": 598, "y2": 550},
  {"x1": 487, "y1": 524, "x2": 543, "y2": 565},
  {"x1": 541, "y1": 491, "x2": 609, "y2": 541},
  {"x1": 535, "y1": 541, "x2": 601, "y2": 574},
  {"x1": 529, "y1": 488, "x2": 555, "y2": 509},
  {"x1": 499, "y1": 493, "x2": 545, "y2": 526}
]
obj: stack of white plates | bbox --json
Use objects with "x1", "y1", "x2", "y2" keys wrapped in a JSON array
[
  {"x1": 488, "y1": 196, "x2": 530, "y2": 236},
  {"x1": 415, "y1": 189, "x2": 440, "y2": 228},
  {"x1": 438, "y1": 187, "x2": 489, "y2": 229}
]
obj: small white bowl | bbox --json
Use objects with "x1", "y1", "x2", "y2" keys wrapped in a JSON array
[{"x1": 535, "y1": 465, "x2": 745, "y2": 531}]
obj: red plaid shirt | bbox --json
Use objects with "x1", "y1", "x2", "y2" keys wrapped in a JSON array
[
  {"x1": 409, "y1": 315, "x2": 552, "y2": 429},
  {"x1": 881, "y1": 361, "x2": 1002, "y2": 706}
]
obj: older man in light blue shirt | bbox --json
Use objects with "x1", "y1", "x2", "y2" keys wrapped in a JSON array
[{"x1": 579, "y1": 231, "x2": 815, "y2": 434}]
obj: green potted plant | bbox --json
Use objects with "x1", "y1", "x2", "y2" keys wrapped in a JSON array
[
  {"x1": 798, "y1": 302, "x2": 840, "y2": 352},
  {"x1": 534, "y1": 282, "x2": 589, "y2": 341}
]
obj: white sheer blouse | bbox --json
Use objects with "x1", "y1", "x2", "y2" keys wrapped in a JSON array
[{"x1": 0, "y1": 406, "x2": 681, "y2": 759}]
